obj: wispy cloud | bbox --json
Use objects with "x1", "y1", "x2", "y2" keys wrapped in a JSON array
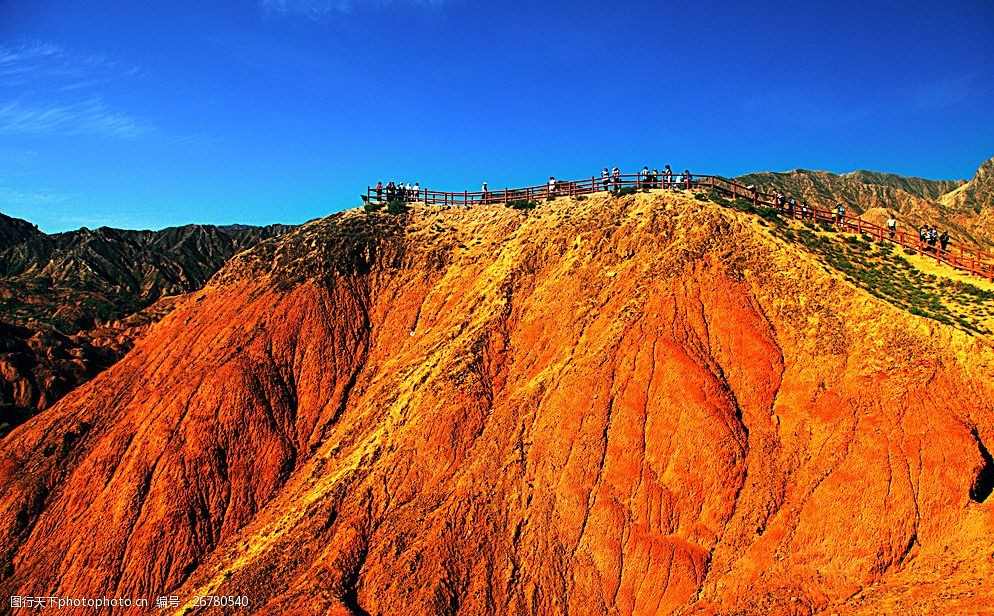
[
  {"x1": 0, "y1": 40, "x2": 147, "y2": 139},
  {"x1": 0, "y1": 99, "x2": 150, "y2": 138},
  {"x1": 0, "y1": 40, "x2": 140, "y2": 91},
  {"x1": 0, "y1": 182, "x2": 77, "y2": 209},
  {"x1": 913, "y1": 74, "x2": 973, "y2": 112},
  {"x1": 260, "y1": 0, "x2": 445, "y2": 18}
]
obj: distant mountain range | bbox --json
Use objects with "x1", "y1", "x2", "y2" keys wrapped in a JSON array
[
  {"x1": 0, "y1": 215, "x2": 292, "y2": 433},
  {"x1": 736, "y1": 156, "x2": 994, "y2": 248}
]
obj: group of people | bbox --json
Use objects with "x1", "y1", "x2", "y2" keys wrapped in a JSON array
[
  {"x1": 373, "y1": 180, "x2": 421, "y2": 202},
  {"x1": 634, "y1": 165, "x2": 693, "y2": 190},
  {"x1": 919, "y1": 224, "x2": 950, "y2": 252},
  {"x1": 772, "y1": 191, "x2": 813, "y2": 219},
  {"x1": 770, "y1": 191, "x2": 850, "y2": 227},
  {"x1": 488, "y1": 166, "x2": 694, "y2": 201},
  {"x1": 373, "y1": 179, "x2": 952, "y2": 259},
  {"x1": 590, "y1": 166, "x2": 693, "y2": 192},
  {"x1": 769, "y1": 190, "x2": 957, "y2": 254}
]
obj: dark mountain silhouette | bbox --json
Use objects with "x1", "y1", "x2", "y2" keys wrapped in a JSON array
[
  {"x1": 0, "y1": 213, "x2": 43, "y2": 252},
  {"x1": 0, "y1": 214, "x2": 292, "y2": 434}
]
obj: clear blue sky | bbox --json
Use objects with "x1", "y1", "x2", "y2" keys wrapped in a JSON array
[{"x1": 1, "y1": 0, "x2": 992, "y2": 232}]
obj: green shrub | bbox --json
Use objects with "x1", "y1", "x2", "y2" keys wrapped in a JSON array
[
  {"x1": 386, "y1": 200, "x2": 408, "y2": 215},
  {"x1": 575, "y1": 195, "x2": 587, "y2": 201},
  {"x1": 507, "y1": 199, "x2": 537, "y2": 210},
  {"x1": 612, "y1": 187, "x2": 638, "y2": 197},
  {"x1": 757, "y1": 207, "x2": 782, "y2": 224},
  {"x1": 695, "y1": 193, "x2": 709, "y2": 201},
  {"x1": 363, "y1": 200, "x2": 384, "y2": 213}
]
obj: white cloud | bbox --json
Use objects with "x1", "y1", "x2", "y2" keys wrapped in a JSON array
[
  {"x1": 0, "y1": 40, "x2": 139, "y2": 90},
  {"x1": 913, "y1": 74, "x2": 973, "y2": 112},
  {"x1": 0, "y1": 182, "x2": 77, "y2": 209},
  {"x1": 0, "y1": 99, "x2": 151, "y2": 139},
  {"x1": 259, "y1": 0, "x2": 445, "y2": 18},
  {"x1": 0, "y1": 40, "x2": 147, "y2": 139}
]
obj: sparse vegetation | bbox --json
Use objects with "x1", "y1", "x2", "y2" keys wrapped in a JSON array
[
  {"x1": 612, "y1": 187, "x2": 638, "y2": 197},
  {"x1": 507, "y1": 199, "x2": 538, "y2": 210},
  {"x1": 776, "y1": 224, "x2": 994, "y2": 335},
  {"x1": 385, "y1": 200, "x2": 409, "y2": 215}
]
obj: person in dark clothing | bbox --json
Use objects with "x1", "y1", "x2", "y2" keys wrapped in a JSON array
[
  {"x1": 385, "y1": 181, "x2": 396, "y2": 201},
  {"x1": 375, "y1": 181, "x2": 383, "y2": 201},
  {"x1": 939, "y1": 230, "x2": 950, "y2": 252}
]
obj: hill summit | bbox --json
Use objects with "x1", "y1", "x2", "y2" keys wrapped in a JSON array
[{"x1": 1, "y1": 190, "x2": 992, "y2": 614}]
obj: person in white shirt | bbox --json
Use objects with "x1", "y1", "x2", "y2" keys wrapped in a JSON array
[
  {"x1": 886, "y1": 214, "x2": 897, "y2": 238},
  {"x1": 548, "y1": 176, "x2": 557, "y2": 196}
]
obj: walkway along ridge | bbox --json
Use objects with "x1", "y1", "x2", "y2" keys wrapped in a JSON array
[{"x1": 365, "y1": 173, "x2": 994, "y2": 283}]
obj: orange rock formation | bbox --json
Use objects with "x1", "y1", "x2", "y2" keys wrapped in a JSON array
[{"x1": 1, "y1": 192, "x2": 992, "y2": 614}]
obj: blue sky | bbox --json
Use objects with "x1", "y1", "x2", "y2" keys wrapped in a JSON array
[{"x1": 1, "y1": 0, "x2": 992, "y2": 232}]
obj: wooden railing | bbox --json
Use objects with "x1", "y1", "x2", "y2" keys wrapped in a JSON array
[{"x1": 365, "y1": 173, "x2": 994, "y2": 282}]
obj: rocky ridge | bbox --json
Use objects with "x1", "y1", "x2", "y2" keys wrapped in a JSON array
[
  {"x1": 0, "y1": 216, "x2": 292, "y2": 430},
  {"x1": 736, "y1": 156, "x2": 994, "y2": 248}
]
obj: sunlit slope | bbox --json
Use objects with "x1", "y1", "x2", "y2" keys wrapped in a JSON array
[{"x1": 1, "y1": 191, "x2": 992, "y2": 615}]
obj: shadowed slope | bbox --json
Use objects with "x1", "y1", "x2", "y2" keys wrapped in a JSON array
[
  {"x1": 1, "y1": 193, "x2": 992, "y2": 615},
  {"x1": 0, "y1": 219, "x2": 292, "y2": 423}
]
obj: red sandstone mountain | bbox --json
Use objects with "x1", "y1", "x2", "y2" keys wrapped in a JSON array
[{"x1": 1, "y1": 192, "x2": 992, "y2": 614}]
